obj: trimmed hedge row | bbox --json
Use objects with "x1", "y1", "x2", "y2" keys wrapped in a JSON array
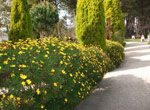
[
  {"x1": 106, "y1": 40, "x2": 124, "y2": 67},
  {"x1": 0, "y1": 38, "x2": 116, "y2": 110}
]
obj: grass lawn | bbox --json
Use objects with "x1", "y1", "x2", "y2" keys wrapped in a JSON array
[{"x1": 125, "y1": 38, "x2": 141, "y2": 42}]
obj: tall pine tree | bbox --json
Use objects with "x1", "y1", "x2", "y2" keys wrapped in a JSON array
[
  {"x1": 76, "y1": 0, "x2": 106, "y2": 50},
  {"x1": 104, "y1": 0, "x2": 125, "y2": 44},
  {"x1": 9, "y1": 0, "x2": 32, "y2": 42}
]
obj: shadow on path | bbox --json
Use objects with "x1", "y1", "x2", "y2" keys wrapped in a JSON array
[
  {"x1": 77, "y1": 42, "x2": 150, "y2": 110},
  {"x1": 114, "y1": 42, "x2": 150, "y2": 71},
  {"x1": 77, "y1": 75, "x2": 150, "y2": 110}
]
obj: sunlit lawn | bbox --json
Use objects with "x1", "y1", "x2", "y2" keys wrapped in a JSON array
[{"x1": 125, "y1": 38, "x2": 141, "y2": 42}]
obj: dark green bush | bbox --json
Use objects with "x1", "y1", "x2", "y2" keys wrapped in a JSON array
[
  {"x1": 106, "y1": 40, "x2": 124, "y2": 67},
  {"x1": 0, "y1": 38, "x2": 113, "y2": 110}
]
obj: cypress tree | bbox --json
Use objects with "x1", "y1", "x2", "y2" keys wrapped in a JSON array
[
  {"x1": 8, "y1": 0, "x2": 32, "y2": 42},
  {"x1": 104, "y1": 0, "x2": 125, "y2": 44},
  {"x1": 76, "y1": 0, "x2": 106, "y2": 50}
]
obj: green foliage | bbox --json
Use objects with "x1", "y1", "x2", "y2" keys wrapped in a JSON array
[
  {"x1": 30, "y1": 1, "x2": 59, "y2": 37},
  {"x1": 0, "y1": 37, "x2": 113, "y2": 110},
  {"x1": 104, "y1": 0, "x2": 125, "y2": 44},
  {"x1": 76, "y1": 0, "x2": 106, "y2": 50},
  {"x1": 106, "y1": 40, "x2": 124, "y2": 67},
  {"x1": 8, "y1": 0, "x2": 32, "y2": 42}
]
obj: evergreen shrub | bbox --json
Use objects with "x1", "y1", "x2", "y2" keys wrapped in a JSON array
[
  {"x1": 76, "y1": 0, "x2": 106, "y2": 50},
  {"x1": 8, "y1": 0, "x2": 32, "y2": 42},
  {"x1": 104, "y1": 0, "x2": 125, "y2": 44}
]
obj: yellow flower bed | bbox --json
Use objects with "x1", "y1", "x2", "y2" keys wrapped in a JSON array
[
  {"x1": 0, "y1": 38, "x2": 114, "y2": 110},
  {"x1": 106, "y1": 40, "x2": 124, "y2": 68}
]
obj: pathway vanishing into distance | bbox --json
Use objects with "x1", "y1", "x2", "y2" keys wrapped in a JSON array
[{"x1": 77, "y1": 42, "x2": 150, "y2": 110}]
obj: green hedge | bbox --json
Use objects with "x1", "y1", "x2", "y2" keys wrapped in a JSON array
[
  {"x1": 106, "y1": 40, "x2": 124, "y2": 67},
  {"x1": 0, "y1": 38, "x2": 113, "y2": 110}
]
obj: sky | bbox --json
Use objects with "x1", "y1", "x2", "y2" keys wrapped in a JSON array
[{"x1": 59, "y1": 10, "x2": 75, "y2": 28}]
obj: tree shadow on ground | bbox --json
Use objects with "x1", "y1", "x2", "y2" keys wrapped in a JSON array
[
  {"x1": 125, "y1": 42, "x2": 149, "y2": 52},
  {"x1": 114, "y1": 42, "x2": 150, "y2": 71},
  {"x1": 77, "y1": 42, "x2": 150, "y2": 110},
  {"x1": 77, "y1": 75, "x2": 150, "y2": 110}
]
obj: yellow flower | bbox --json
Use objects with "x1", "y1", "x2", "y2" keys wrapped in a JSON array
[
  {"x1": 26, "y1": 79, "x2": 32, "y2": 84},
  {"x1": 18, "y1": 51, "x2": 23, "y2": 55},
  {"x1": 60, "y1": 85, "x2": 63, "y2": 89},
  {"x1": 46, "y1": 51, "x2": 49, "y2": 54},
  {"x1": 65, "y1": 98, "x2": 68, "y2": 102},
  {"x1": 44, "y1": 90, "x2": 47, "y2": 94},
  {"x1": 36, "y1": 89, "x2": 40, "y2": 95},
  {"x1": 82, "y1": 96, "x2": 84, "y2": 99},
  {"x1": 20, "y1": 74, "x2": 27, "y2": 79},
  {"x1": 53, "y1": 83, "x2": 57, "y2": 87},
  {"x1": 4, "y1": 60, "x2": 8, "y2": 64},
  {"x1": 44, "y1": 54, "x2": 48, "y2": 58},
  {"x1": 24, "y1": 100, "x2": 28, "y2": 103},
  {"x1": 21, "y1": 81, "x2": 26, "y2": 86},
  {"x1": 17, "y1": 97, "x2": 21, "y2": 101},
  {"x1": 36, "y1": 50, "x2": 40, "y2": 53},
  {"x1": 81, "y1": 83, "x2": 85, "y2": 87},
  {"x1": 22, "y1": 65, "x2": 27, "y2": 68},
  {"x1": 10, "y1": 65, "x2": 16, "y2": 68},
  {"x1": 4, "y1": 53, "x2": 7, "y2": 55},
  {"x1": 73, "y1": 79, "x2": 76, "y2": 83},
  {"x1": 40, "y1": 61, "x2": 44, "y2": 64},
  {"x1": 2, "y1": 94, "x2": 6, "y2": 98},
  {"x1": 11, "y1": 73, "x2": 15, "y2": 77},
  {"x1": 0, "y1": 53, "x2": 3, "y2": 56},
  {"x1": 12, "y1": 57, "x2": 15, "y2": 60},
  {"x1": 69, "y1": 73, "x2": 73, "y2": 77},
  {"x1": 41, "y1": 105, "x2": 44, "y2": 109},
  {"x1": 0, "y1": 66, "x2": 1, "y2": 69},
  {"x1": 9, "y1": 94, "x2": 14, "y2": 99},
  {"x1": 32, "y1": 60, "x2": 35, "y2": 63},
  {"x1": 52, "y1": 43, "x2": 55, "y2": 46},
  {"x1": 51, "y1": 69, "x2": 55, "y2": 72},
  {"x1": 78, "y1": 92, "x2": 81, "y2": 95},
  {"x1": 61, "y1": 70, "x2": 66, "y2": 75},
  {"x1": 60, "y1": 61, "x2": 63, "y2": 64}
]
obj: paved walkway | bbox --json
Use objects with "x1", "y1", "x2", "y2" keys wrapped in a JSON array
[{"x1": 77, "y1": 42, "x2": 150, "y2": 110}]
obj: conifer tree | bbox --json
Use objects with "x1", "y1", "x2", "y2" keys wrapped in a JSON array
[
  {"x1": 8, "y1": 0, "x2": 32, "y2": 42},
  {"x1": 104, "y1": 0, "x2": 125, "y2": 44},
  {"x1": 76, "y1": 0, "x2": 106, "y2": 50}
]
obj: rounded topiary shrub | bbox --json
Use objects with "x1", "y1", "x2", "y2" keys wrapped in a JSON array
[{"x1": 106, "y1": 40, "x2": 124, "y2": 67}]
